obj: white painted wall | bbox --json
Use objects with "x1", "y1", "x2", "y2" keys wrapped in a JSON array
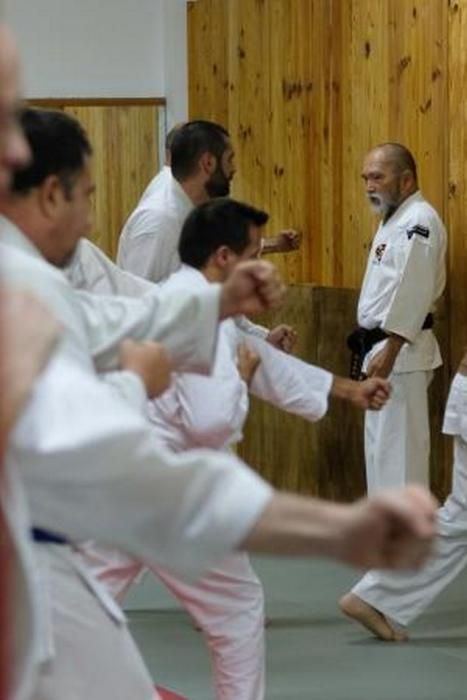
[{"x1": 6, "y1": 0, "x2": 189, "y2": 125}]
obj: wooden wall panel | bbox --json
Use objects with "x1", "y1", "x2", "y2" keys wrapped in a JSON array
[
  {"x1": 238, "y1": 286, "x2": 451, "y2": 502},
  {"x1": 29, "y1": 101, "x2": 161, "y2": 260},
  {"x1": 187, "y1": 0, "x2": 229, "y2": 126},
  {"x1": 188, "y1": 0, "x2": 460, "y2": 497},
  {"x1": 64, "y1": 105, "x2": 160, "y2": 259},
  {"x1": 448, "y1": 0, "x2": 467, "y2": 366},
  {"x1": 187, "y1": 0, "x2": 450, "y2": 292}
]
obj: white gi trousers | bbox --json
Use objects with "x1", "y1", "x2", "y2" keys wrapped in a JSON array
[
  {"x1": 364, "y1": 370, "x2": 433, "y2": 493},
  {"x1": 32, "y1": 545, "x2": 159, "y2": 700},
  {"x1": 352, "y1": 436, "x2": 467, "y2": 626},
  {"x1": 352, "y1": 372, "x2": 467, "y2": 627},
  {"x1": 82, "y1": 544, "x2": 265, "y2": 700}
]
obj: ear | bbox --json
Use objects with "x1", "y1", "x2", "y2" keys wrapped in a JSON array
[
  {"x1": 198, "y1": 151, "x2": 217, "y2": 177},
  {"x1": 37, "y1": 175, "x2": 65, "y2": 219},
  {"x1": 213, "y1": 245, "x2": 232, "y2": 268},
  {"x1": 401, "y1": 169, "x2": 415, "y2": 189}
]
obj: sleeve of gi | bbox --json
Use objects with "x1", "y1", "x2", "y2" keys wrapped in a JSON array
[
  {"x1": 382, "y1": 212, "x2": 445, "y2": 343},
  {"x1": 68, "y1": 239, "x2": 156, "y2": 297},
  {"x1": 10, "y1": 354, "x2": 273, "y2": 580},
  {"x1": 235, "y1": 314, "x2": 269, "y2": 341},
  {"x1": 102, "y1": 370, "x2": 147, "y2": 413},
  {"x1": 244, "y1": 333, "x2": 334, "y2": 421},
  {"x1": 76, "y1": 283, "x2": 221, "y2": 375}
]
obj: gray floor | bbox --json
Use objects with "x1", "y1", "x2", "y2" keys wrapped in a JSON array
[{"x1": 127, "y1": 557, "x2": 467, "y2": 700}]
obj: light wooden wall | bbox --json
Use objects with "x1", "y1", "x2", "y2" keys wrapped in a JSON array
[
  {"x1": 29, "y1": 100, "x2": 163, "y2": 259},
  {"x1": 238, "y1": 286, "x2": 452, "y2": 501},
  {"x1": 188, "y1": 0, "x2": 464, "y2": 498},
  {"x1": 188, "y1": 0, "x2": 467, "y2": 370}
]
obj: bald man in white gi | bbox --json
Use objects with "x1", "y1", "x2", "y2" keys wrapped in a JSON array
[{"x1": 349, "y1": 142, "x2": 447, "y2": 493}]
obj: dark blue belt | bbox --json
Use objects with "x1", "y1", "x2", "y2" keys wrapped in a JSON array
[{"x1": 31, "y1": 528, "x2": 68, "y2": 545}]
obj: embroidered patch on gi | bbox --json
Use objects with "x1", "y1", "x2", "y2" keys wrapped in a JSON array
[
  {"x1": 374, "y1": 243, "x2": 386, "y2": 262},
  {"x1": 407, "y1": 224, "x2": 430, "y2": 240}
]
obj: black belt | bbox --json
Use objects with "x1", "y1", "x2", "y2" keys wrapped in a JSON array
[
  {"x1": 31, "y1": 528, "x2": 69, "y2": 545},
  {"x1": 347, "y1": 313, "x2": 434, "y2": 380}
]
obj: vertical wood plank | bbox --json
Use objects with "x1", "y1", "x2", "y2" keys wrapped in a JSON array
[{"x1": 63, "y1": 104, "x2": 159, "y2": 259}]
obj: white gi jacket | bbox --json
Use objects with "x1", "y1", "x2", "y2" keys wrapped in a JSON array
[
  {"x1": 117, "y1": 170, "x2": 192, "y2": 283},
  {"x1": 116, "y1": 170, "x2": 270, "y2": 341},
  {"x1": 2, "y1": 468, "x2": 40, "y2": 700},
  {"x1": 0, "y1": 218, "x2": 273, "y2": 577},
  {"x1": 148, "y1": 267, "x2": 251, "y2": 451},
  {"x1": 139, "y1": 164, "x2": 172, "y2": 204},
  {"x1": 149, "y1": 266, "x2": 335, "y2": 451},
  {"x1": 358, "y1": 191, "x2": 446, "y2": 373},
  {"x1": 69, "y1": 241, "x2": 333, "y2": 422}
]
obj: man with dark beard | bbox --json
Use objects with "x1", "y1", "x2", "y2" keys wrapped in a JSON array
[
  {"x1": 118, "y1": 119, "x2": 301, "y2": 284},
  {"x1": 116, "y1": 120, "x2": 300, "y2": 352},
  {"x1": 347, "y1": 142, "x2": 446, "y2": 496},
  {"x1": 117, "y1": 121, "x2": 237, "y2": 283}
]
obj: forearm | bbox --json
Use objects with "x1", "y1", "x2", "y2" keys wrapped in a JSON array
[
  {"x1": 240, "y1": 492, "x2": 348, "y2": 559},
  {"x1": 260, "y1": 236, "x2": 281, "y2": 255},
  {"x1": 366, "y1": 333, "x2": 407, "y2": 378},
  {"x1": 384, "y1": 333, "x2": 406, "y2": 360}
]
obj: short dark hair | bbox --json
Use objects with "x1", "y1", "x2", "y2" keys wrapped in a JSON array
[
  {"x1": 171, "y1": 120, "x2": 230, "y2": 181},
  {"x1": 179, "y1": 198, "x2": 269, "y2": 269},
  {"x1": 12, "y1": 108, "x2": 92, "y2": 196},
  {"x1": 165, "y1": 123, "x2": 185, "y2": 153},
  {"x1": 377, "y1": 142, "x2": 418, "y2": 181}
]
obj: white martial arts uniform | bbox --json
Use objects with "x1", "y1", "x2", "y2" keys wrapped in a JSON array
[
  {"x1": 117, "y1": 169, "x2": 270, "y2": 341},
  {"x1": 81, "y1": 266, "x2": 262, "y2": 700},
  {"x1": 139, "y1": 164, "x2": 172, "y2": 203},
  {"x1": 68, "y1": 246, "x2": 333, "y2": 700},
  {"x1": 0, "y1": 219, "x2": 275, "y2": 700},
  {"x1": 2, "y1": 468, "x2": 40, "y2": 700},
  {"x1": 117, "y1": 168, "x2": 192, "y2": 283},
  {"x1": 351, "y1": 372, "x2": 467, "y2": 627},
  {"x1": 358, "y1": 191, "x2": 446, "y2": 492},
  {"x1": 69, "y1": 240, "x2": 333, "y2": 421}
]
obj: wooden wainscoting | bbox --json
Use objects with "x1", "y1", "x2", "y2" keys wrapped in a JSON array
[{"x1": 238, "y1": 285, "x2": 452, "y2": 503}]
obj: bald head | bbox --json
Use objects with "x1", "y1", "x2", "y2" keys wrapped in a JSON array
[
  {"x1": 371, "y1": 143, "x2": 418, "y2": 182},
  {"x1": 362, "y1": 142, "x2": 418, "y2": 220},
  {"x1": 0, "y1": 25, "x2": 30, "y2": 193}
]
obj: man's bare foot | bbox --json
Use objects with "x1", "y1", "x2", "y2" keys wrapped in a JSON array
[{"x1": 339, "y1": 593, "x2": 408, "y2": 642}]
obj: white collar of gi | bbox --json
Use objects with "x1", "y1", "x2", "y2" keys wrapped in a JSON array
[
  {"x1": 168, "y1": 173, "x2": 195, "y2": 214},
  {"x1": 0, "y1": 213, "x2": 46, "y2": 261},
  {"x1": 382, "y1": 189, "x2": 424, "y2": 227},
  {"x1": 175, "y1": 263, "x2": 210, "y2": 289}
]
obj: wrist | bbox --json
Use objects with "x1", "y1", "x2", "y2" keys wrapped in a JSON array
[{"x1": 330, "y1": 376, "x2": 355, "y2": 402}]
